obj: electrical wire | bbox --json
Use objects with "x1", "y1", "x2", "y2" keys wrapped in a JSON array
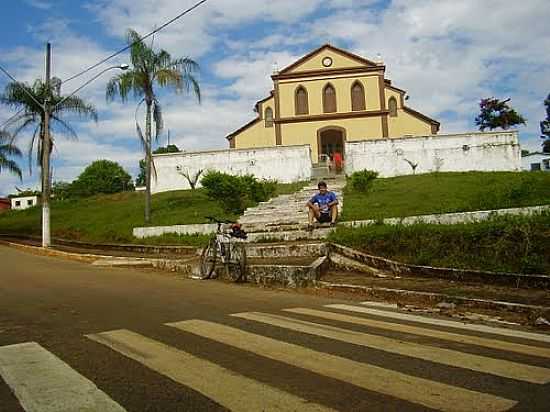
[
  {"x1": 62, "y1": 0, "x2": 210, "y2": 84},
  {"x1": 0, "y1": 63, "x2": 44, "y2": 109},
  {"x1": 0, "y1": 108, "x2": 25, "y2": 131}
]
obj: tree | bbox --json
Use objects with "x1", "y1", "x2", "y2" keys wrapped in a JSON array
[
  {"x1": 1, "y1": 79, "x2": 97, "y2": 245},
  {"x1": 1, "y1": 80, "x2": 97, "y2": 172},
  {"x1": 0, "y1": 130, "x2": 22, "y2": 179},
  {"x1": 135, "y1": 144, "x2": 180, "y2": 186},
  {"x1": 106, "y1": 29, "x2": 200, "y2": 223},
  {"x1": 540, "y1": 93, "x2": 550, "y2": 153},
  {"x1": 475, "y1": 97, "x2": 526, "y2": 131},
  {"x1": 70, "y1": 160, "x2": 133, "y2": 198}
]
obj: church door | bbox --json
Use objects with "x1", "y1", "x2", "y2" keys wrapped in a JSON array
[{"x1": 318, "y1": 127, "x2": 345, "y2": 164}]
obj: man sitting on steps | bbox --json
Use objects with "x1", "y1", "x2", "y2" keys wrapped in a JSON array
[{"x1": 306, "y1": 181, "x2": 338, "y2": 230}]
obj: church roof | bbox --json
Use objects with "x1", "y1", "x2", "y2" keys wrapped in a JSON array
[{"x1": 276, "y1": 44, "x2": 379, "y2": 76}]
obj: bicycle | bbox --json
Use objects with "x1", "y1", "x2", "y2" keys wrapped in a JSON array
[{"x1": 200, "y1": 216, "x2": 247, "y2": 282}]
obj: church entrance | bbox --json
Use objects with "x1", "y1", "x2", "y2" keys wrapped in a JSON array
[{"x1": 317, "y1": 127, "x2": 345, "y2": 165}]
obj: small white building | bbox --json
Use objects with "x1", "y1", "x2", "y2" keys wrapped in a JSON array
[
  {"x1": 521, "y1": 152, "x2": 550, "y2": 171},
  {"x1": 11, "y1": 195, "x2": 39, "y2": 210}
]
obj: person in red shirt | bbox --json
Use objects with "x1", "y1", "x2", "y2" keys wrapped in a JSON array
[{"x1": 333, "y1": 151, "x2": 343, "y2": 173}]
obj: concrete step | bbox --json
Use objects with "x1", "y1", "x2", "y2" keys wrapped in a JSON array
[{"x1": 246, "y1": 227, "x2": 334, "y2": 242}]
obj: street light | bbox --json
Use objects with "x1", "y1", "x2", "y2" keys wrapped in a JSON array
[{"x1": 41, "y1": 57, "x2": 129, "y2": 248}]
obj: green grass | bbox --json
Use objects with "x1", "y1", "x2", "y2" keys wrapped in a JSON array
[
  {"x1": 0, "y1": 189, "x2": 236, "y2": 244},
  {"x1": 0, "y1": 181, "x2": 310, "y2": 245},
  {"x1": 342, "y1": 171, "x2": 550, "y2": 221},
  {"x1": 329, "y1": 212, "x2": 550, "y2": 275}
]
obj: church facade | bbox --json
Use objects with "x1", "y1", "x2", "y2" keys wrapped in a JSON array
[{"x1": 226, "y1": 44, "x2": 440, "y2": 163}]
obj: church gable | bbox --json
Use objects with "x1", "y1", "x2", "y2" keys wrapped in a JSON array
[{"x1": 279, "y1": 44, "x2": 377, "y2": 75}]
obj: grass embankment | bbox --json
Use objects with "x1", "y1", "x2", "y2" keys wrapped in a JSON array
[
  {"x1": 329, "y1": 212, "x2": 550, "y2": 274},
  {"x1": 342, "y1": 171, "x2": 550, "y2": 221},
  {"x1": 0, "y1": 182, "x2": 308, "y2": 246}
]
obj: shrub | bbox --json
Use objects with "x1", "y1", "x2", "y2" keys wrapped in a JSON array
[
  {"x1": 349, "y1": 170, "x2": 378, "y2": 192},
  {"x1": 69, "y1": 160, "x2": 134, "y2": 198},
  {"x1": 200, "y1": 171, "x2": 277, "y2": 213}
]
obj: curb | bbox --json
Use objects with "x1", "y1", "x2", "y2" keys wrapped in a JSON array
[{"x1": 316, "y1": 281, "x2": 550, "y2": 314}]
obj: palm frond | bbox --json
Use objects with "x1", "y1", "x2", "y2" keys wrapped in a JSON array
[
  {"x1": 0, "y1": 143, "x2": 22, "y2": 157},
  {"x1": 53, "y1": 96, "x2": 98, "y2": 122},
  {"x1": 0, "y1": 157, "x2": 22, "y2": 179},
  {"x1": 50, "y1": 115, "x2": 78, "y2": 140}
]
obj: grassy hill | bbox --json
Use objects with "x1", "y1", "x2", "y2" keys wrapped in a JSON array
[
  {"x1": 1, "y1": 172, "x2": 549, "y2": 249},
  {"x1": 342, "y1": 171, "x2": 550, "y2": 221},
  {"x1": 0, "y1": 182, "x2": 306, "y2": 245}
]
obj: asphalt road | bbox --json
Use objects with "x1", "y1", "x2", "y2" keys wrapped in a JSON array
[{"x1": 1, "y1": 244, "x2": 549, "y2": 411}]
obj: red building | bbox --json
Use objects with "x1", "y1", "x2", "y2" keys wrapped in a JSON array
[{"x1": 0, "y1": 198, "x2": 11, "y2": 213}]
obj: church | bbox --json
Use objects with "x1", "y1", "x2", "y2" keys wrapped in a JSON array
[
  {"x1": 150, "y1": 45, "x2": 519, "y2": 194},
  {"x1": 226, "y1": 44, "x2": 440, "y2": 163}
]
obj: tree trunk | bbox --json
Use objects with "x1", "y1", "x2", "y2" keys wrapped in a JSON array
[{"x1": 144, "y1": 100, "x2": 152, "y2": 224}]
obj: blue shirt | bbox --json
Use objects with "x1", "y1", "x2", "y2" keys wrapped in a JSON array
[{"x1": 309, "y1": 191, "x2": 337, "y2": 214}]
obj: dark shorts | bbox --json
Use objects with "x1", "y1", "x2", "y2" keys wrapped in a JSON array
[{"x1": 316, "y1": 212, "x2": 332, "y2": 223}]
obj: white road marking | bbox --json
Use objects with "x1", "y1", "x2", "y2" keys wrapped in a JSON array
[
  {"x1": 87, "y1": 329, "x2": 333, "y2": 412},
  {"x1": 232, "y1": 311, "x2": 550, "y2": 384},
  {"x1": 0, "y1": 342, "x2": 125, "y2": 412},
  {"x1": 168, "y1": 319, "x2": 516, "y2": 412},
  {"x1": 328, "y1": 303, "x2": 550, "y2": 343},
  {"x1": 285, "y1": 307, "x2": 550, "y2": 359}
]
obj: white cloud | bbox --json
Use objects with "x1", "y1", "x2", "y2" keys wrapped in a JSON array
[
  {"x1": 2, "y1": 0, "x2": 550, "y2": 196},
  {"x1": 23, "y1": 0, "x2": 52, "y2": 10}
]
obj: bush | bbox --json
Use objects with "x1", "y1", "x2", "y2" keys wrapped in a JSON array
[
  {"x1": 328, "y1": 212, "x2": 550, "y2": 274},
  {"x1": 200, "y1": 171, "x2": 277, "y2": 213},
  {"x1": 69, "y1": 160, "x2": 134, "y2": 198},
  {"x1": 349, "y1": 170, "x2": 378, "y2": 192}
]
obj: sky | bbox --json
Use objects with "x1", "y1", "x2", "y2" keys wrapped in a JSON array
[{"x1": 0, "y1": 0, "x2": 549, "y2": 196}]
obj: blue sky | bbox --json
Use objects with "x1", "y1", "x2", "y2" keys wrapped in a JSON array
[{"x1": 1, "y1": 0, "x2": 549, "y2": 196}]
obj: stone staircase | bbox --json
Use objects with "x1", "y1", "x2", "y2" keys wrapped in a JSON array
[{"x1": 239, "y1": 178, "x2": 346, "y2": 242}]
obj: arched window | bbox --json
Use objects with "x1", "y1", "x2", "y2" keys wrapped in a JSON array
[
  {"x1": 264, "y1": 107, "x2": 273, "y2": 127},
  {"x1": 295, "y1": 86, "x2": 309, "y2": 115},
  {"x1": 388, "y1": 97, "x2": 398, "y2": 117},
  {"x1": 351, "y1": 81, "x2": 366, "y2": 111},
  {"x1": 323, "y1": 83, "x2": 337, "y2": 113}
]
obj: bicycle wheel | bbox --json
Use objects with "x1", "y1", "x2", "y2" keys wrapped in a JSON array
[
  {"x1": 199, "y1": 238, "x2": 217, "y2": 279},
  {"x1": 227, "y1": 243, "x2": 247, "y2": 282}
]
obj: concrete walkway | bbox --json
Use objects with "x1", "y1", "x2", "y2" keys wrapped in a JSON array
[{"x1": 240, "y1": 178, "x2": 346, "y2": 242}]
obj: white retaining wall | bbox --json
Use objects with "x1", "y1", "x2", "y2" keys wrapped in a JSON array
[
  {"x1": 345, "y1": 131, "x2": 521, "y2": 177},
  {"x1": 151, "y1": 145, "x2": 312, "y2": 194}
]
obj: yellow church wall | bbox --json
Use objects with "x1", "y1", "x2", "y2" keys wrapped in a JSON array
[
  {"x1": 281, "y1": 117, "x2": 383, "y2": 161},
  {"x1": 278, "y1": 75, "x2": 381, "y2": 118},
  {"x1": 388, "y1": 109, "x2": 433, "y2": 138},
  {"x1": 257, "y1": 96, "x2": 275, "y2": 116},
  {"x1": 385, "y1": 88, "x2": 403, "y2": 108},
  {"x1": 287, "y1": 49, "x2": 365, "y2": 73},
  {"x1": 233, "y1": 114, "x2": 276, "y2": 149}
]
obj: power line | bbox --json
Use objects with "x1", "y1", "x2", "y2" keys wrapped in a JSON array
[
  {"x1": 62, "y1": 0, "x2": 210, "y2": 85},
  {"x1": 0, "y1": 63, "x2": 44, "y2": 110},
  {"x1": 0, "y1": 108, "x2": 25, "y2": 131}
]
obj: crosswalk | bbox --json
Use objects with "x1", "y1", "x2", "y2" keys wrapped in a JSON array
[{"x1": 1, "y1": 301, "x2": 550, "y2": 411}]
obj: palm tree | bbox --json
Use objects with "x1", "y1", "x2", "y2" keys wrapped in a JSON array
[
  {"x1": 0, "y1": 130, "x2": 22, "y2": 179},
  {"x1": 106, "y1": 29, "x2": 201, "y2": 223},
  {"x1": 1, "y1": 80, "x2": 98, "y2": 173},
  {"x1": 1, "y1": 79, "x2": 97, "y2": 245}
]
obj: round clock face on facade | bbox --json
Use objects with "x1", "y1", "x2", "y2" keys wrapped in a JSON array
[{"x1": 322, "y1": 57, "x2": 333, "y2": 67}]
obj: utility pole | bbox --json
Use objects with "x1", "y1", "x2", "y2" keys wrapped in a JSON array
[
  {"x1": 167, "y1": 129, "x2": 170, "y2": 147},
  {"x1": 41, "y1": 42, "x2": 51, "y2": 247}
]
